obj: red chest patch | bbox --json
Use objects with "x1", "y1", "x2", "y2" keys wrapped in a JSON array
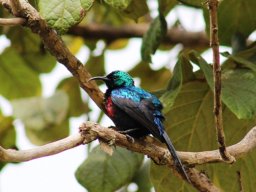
[{"x1": 106, "y1": 97, "x2": 115, "y2": 117}]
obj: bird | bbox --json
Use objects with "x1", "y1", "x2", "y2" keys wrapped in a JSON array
[{"x1": 89, "y1": 70, "x2": 190, "y2": 183}]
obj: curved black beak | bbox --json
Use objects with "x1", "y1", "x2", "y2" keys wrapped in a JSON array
[{"x1": 88, "y1": 76, "x2": 110, "y2": 82}]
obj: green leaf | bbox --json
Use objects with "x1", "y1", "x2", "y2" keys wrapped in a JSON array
[
  {"x1": 158, "y1": 0, "x2": 177, "y2": 15},
  {"x1": 141, "y1": 14, "x2": 167, "y2": 63},
  {"x1": 57, "y1": 77, "x2": 90, "y2": 117},
  {"x1": 39, "y1": 0, "x2": 94, "y2": 33},
  {"x1": 190, "y1": 51, "x2": 256, "y2": 119},
  {"x1": 132, "y1": 160, "x2": 152, "y2": 192},
  {"x1": 129, "y1": 61, "x2": 171, "y2": 91},
  {"x1": 204, "y1": 0, "x2": 256, "y2": 45},
  {"x1": 12, "y1": 91, "x2": 69, "y2": 145},
  {"x1": 222, "y1": 69, "x2": 256, "y2": 119},
  {"x1": 103, "y1": 0, "x2": 148, "y2": 21},
  {"x1": 75, "y1": 146, "x2": 143, "y2": 192},
  {"x1": 0, "y1": 114, "x2": 16, "y2": 171},
  {"x1": 104, "y1": 0, "x2": 131, "y2": 10},
  {"x1": 12, "y1": 91, "x2": 69, "y2": 131},
  {"x1": 121, "y1": 0, "x2": 149, "y2": 21},
  {"x1": 86, "y1": 1, "x2": 128, "y2": 26},
  {"x1": 160, "y1": 54, "x2": 195, "y2": 114},
  {"x1": 25, "y1": 118, "x2": 69, "y2": 145},
  {"x1": 85, "y1": 53, "x2": 105, "y2": 77},
  {"x1": 0, "y1": 48, "x2": 41, "y2": 99},
  {"x1": 222, "y1": 44, "x2": 256, "y2": 71},
  {"x1": 189, "y1": 51, "x2": 213, "y2": 88},
  {"x1": 7, "y1": 28, "x2": 56, "y2": 73}
]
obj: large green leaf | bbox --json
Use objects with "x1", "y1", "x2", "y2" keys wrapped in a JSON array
[
  {"x1": 7, "y1": 28, "x2": 56, "y2": 73},
  {"x1": 57, "y1": 77, "x2": 90, "y2": 117},
  {"x1": 0, "y1": 114, "x2": 16, "y2": 170},
  {"x1": 0, "y1": 48, "x2": 41, "y2": 99},
  {"x1": 151, "y1": 81, "x2": 256, "y2": 191},
  {"x1": 190, "y1": 51, "x2": 256, "y2": 119},
  {"x1": 76, "y1": 146, "x2": 143, "y2": 192},
  {"x1": 12, "y1": 91, "x2": 69, "y2": 145},
  {"x1": 204, "y1": 0, "x2": 256, "y2": 46},
  {"x1": 141, "y1": 14, "x2": 167, "y2": 63},
  {"x1": 39, "y1": 0, "x2": 94, "y2": 33},
  {"x1": 129, "y1": 61, "x2": 171, "y2": 91}
]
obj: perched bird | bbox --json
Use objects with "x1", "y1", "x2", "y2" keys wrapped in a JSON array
[{"x1": 89, "y1": 70, "x2": 190, "y2": 182}]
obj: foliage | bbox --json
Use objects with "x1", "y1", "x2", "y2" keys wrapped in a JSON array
[{"x1": 0, "y1": 0, "x2": 256, "y2": 191}]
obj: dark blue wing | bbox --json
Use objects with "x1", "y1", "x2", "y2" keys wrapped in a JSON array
[
  {"x1": 111, "y1": 87, "x2": 191, "y2": 182},
  {"x1": 111, "y1": 87, "x2": 165, "y2": 139}
]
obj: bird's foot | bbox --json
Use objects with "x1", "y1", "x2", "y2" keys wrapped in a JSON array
[
  {"x1": 125, "y1": 134, "x2": 135, "y2": 143},
  {"x1": 108, "y1": 125, "x2": 116, "y2": 130},
  {"x1": 118, "y1": 128, "x2": 140, "y2": 134}
]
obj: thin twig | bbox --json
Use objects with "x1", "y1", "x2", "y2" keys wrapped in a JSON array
[
  {"x1": 0, "y1": 17, "x2": 25, "y2": 25},
  {"x1": 208, "y1": 0, "x2": 235, "y2": 163}
]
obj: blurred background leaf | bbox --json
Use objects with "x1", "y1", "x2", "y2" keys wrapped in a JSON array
[
  {"x1": 75, "y1": 146, "x2": 143, "y2": 192},
  {"x1": 0, "y1": 48, "x2": 41, "y2": 99},
  {"x1": 7, "y1": 28, "x2": 56, "y2": 73},
  {"x1": 57, "y1": 77, "x2": 90, "y2": 117},
  {"x1": 0, "y1": 113, "x2": 16, "y2": 170},
  {"x1": 12, "y1": 91, "x2": 69, "y2": 145},
  {"x1": 129, "y1": 61, "x2": 171, "y2": 91},
  {"x1": 141, "y1": 14, "x2": 167, "y2": 62},
  {"x1": 203, "y1": 0, "x2": 256, "y2": 46}
]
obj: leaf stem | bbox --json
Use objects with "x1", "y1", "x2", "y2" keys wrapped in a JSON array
[{"x1": 208, "y1": 0, "x2": 235, "y2": 162}]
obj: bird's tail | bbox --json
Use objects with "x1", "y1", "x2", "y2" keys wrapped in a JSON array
[{"x1": 162, "y1": 131, "x2": 191, "y2": 183}]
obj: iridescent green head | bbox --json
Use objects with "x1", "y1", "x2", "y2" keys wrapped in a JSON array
[{"x1": 89, "y1": 70, "x2": 134, "y2": 89}]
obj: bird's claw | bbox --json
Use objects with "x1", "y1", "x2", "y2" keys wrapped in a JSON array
[{"x1": 125, "y1": 135, "x2": 135, "y2": 143}]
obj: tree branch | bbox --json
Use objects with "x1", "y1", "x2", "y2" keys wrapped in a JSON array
[
  {"x1": 208, "y1": 0, "x2": 235, "y2": 163},
  {"x1": 68, "y1": 24, "x2": 209, "y2": 49},
  {"x1": 1, "y1": 123, "x2": 256, "y2": 191},
  {"x1": 0, "y1": 17, "x2": 25, "y2": 25},
  {"x1": 2, "y1": 122, "x2": 255, "y2": 165}
]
